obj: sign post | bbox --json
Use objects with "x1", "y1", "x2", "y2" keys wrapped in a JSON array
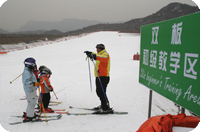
[
  {"x1": 139, "y1": 12, "x2": 200, "y2": 117},
  {"x1": 148, "y1": 90, "x2": 153, "y2": 118}
]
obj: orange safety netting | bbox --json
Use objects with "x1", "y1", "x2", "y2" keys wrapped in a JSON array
[{"x1": 137, "y1": 113, "x2": 200, "y2": 132}]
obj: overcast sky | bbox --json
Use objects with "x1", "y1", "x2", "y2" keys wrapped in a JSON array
[{"x1": 0, "y1": 0, "x2": 198, "y2": 32}]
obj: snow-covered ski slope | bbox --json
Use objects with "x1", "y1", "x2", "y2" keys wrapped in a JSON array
[{"x1": 0, "y1": 31, "x2": 195, "y2": 131}]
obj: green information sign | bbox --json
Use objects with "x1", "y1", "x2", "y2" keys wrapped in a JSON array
[{"x1": 139, "y1": 12, "x2": 200, "y2": 116}]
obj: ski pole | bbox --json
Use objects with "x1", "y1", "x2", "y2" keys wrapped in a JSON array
[
  {"x1": 38, "y1": 87, "x2": 48, "y2": 124},
  {"x1": 53, "y1": 90, "x2": 58, "y2": 100},
  {"x1": 87, "y1": 57, "x2": 93, "y2": 92},
  {"x1": 90, "y1": 55, "x2": 109, "y2": 105},
  {"x1": 10, "y1": 73, "x2": 22, "y2": 84}
]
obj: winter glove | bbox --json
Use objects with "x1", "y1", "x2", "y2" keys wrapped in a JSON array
[
  {"x1": 84, "y1": 51, "x2": 97, "y2": 60},
  {"x1": 84, "y1": 51, "x2": 92, "y2": 58},
  {"x1": 34, "y1": 82, "x2": 40, "y2": 87}
]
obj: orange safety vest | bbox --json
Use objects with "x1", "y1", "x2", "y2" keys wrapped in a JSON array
[
  {"x1": 93, "y1": 49, "x2": 110, "y2": 77},
  {"x1": 40, "y1": 74, "x2": 53, "y2": 94}
]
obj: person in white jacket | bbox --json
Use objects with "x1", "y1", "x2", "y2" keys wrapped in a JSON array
[{"x1": 22, "y1": 57, "x2": 40, "y2": 122}]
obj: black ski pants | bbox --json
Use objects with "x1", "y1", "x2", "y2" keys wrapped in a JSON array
[
  {"x1": 96, "y1": 76, "x2": 110, "y2": 110},
  {"x1": 42, "y1": 93, "x2": 51, "y2": 109}
]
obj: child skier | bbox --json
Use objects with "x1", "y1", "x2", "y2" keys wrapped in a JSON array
[
  {"x1": 39, "y1": 66, "x2": 54, "y2": 113},
  {"x1": 22, "y1": 57, "x2": 40, "y2": 122}
]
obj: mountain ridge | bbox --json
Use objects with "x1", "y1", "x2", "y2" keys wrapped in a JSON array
[
  {"x1": 63, "y1": 2, "x2": 199, "y2": 36},
  {"x1": 19, "y1": 18, "x2": 104, "y2": 32},
  {"x1": 0, "y1": 2, "x2": 199, "y2": 44}
]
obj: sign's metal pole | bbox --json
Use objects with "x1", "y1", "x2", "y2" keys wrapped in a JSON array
[
  {"x1": 181, "y1": 107, "x2": 185, "y2": 114},
  {"x1": 148, "y1": 90, "x2": 153, "y2": 119}
]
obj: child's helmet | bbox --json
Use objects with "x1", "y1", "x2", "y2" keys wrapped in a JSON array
[
  {"x1": 41, "y1": 67, "x2": 52, "y2": 75},
  {"x1": 24, "y1": 57, "x2": 36, "y2": 69},
  {"x1": 39, "y1": 65, "x2": 46, "y2": 72}
]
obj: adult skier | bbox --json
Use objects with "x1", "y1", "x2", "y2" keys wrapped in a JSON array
[
  {"x1": 22, "y1": 57, "x2": 40, "y2": 122},
  {"x1": 84, "y1": 44, "x2": 113, "y2": 114}
]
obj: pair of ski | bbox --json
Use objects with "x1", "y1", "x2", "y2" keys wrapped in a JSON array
[
  {"x1": 9, "y1": 114, "x2": 62, "y2": 125},
  {"x1": 67, "y1": 106, "x2": 128, "y2": 115},
  {"x1": 10, "y1": 108, "x2": 68, "y2": 125}
]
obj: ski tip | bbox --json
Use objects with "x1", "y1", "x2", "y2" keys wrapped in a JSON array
[
  {"x1": 10, "y1": 81, "x2": 12, "y2": 84},
  {"x1": 69, "y1": 106, "x2": 73, "y2": 108},
  {"x1": 55, "y1": 111, "x2": 69, "y2": 114}
]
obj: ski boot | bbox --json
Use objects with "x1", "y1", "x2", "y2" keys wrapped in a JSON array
[
  {"x1": 45, "y1": 108, "x2": 54, "y2": 113},
  {"x1": 93, "y1": 108, "x2": 114, "y2": 114},
  {"x1": 93, "y1": 105, "x2": 102, "y2": 111}
]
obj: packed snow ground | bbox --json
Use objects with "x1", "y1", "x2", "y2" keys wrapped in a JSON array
[{"x1": 0, "y1": 31, "x2": 197, "y2": 132}]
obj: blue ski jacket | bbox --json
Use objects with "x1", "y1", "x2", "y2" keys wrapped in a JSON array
[{"x1": 22, "y1": 67, "x2": 38, "y2": 93}]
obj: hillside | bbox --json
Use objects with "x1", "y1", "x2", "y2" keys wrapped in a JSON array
[{"x1": 0, "y1": 28, "x2": 9, "y2": 34}]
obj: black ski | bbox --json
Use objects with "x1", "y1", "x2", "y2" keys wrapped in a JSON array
[
  {"x1": 9, "y1": 115, "x2": 62, "y2": 125},
  {"x1": 68, "y1": 106, "x2": 128, "y2": 115},
  {"x1": 67, "y1": 113, "x2": 95, "y2": 115},
  {"x1": 67, "y1": 112, "x2": 128, "y2": 115},
  {"x1": 69, "y1": 106, "x2": 96, "y2": 111},
  {"x1": 67, "y1": 111, "x2": 128, "y2": 115}
]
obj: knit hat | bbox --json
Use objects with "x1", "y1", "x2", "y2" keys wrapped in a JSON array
[{"x1": 96, "y1": 44, "x2": 105, "y2": 50}]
